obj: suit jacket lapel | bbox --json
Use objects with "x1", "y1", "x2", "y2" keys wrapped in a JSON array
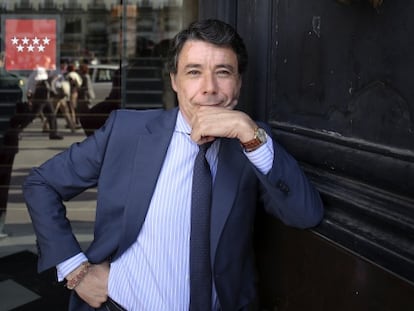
[
  {"x1": 115, "y1": 108, "x2": 178, "y2": 258},
  {"x1": 210, "y1": 139, "x2": 246, "y2": 263}
]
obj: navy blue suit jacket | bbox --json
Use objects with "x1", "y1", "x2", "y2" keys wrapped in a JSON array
[{"x1": 23, "y1": 107, "x2": 323, "y2": 310}]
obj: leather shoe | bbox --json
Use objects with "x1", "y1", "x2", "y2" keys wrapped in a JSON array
[{"x1": 49, "y1": 133, "x2": 63, "y2": 140}]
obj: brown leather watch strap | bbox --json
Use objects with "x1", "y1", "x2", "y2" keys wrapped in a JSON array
[{"x1": 241, "y1": 127, "x2": 266, "y2": 152}]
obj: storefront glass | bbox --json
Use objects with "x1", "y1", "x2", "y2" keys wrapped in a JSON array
[{"x1": 0, "y1": 1, "x2": 197, "y2": 308}]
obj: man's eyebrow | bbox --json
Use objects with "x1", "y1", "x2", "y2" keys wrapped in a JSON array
[
  {"x1": 216, "y1": 64, "x2": 236, "y2": 72},
  {"x1": 183, "y1": 63, "x2": 236, "y2": 71},
  {"x1": 183, "y1": 63, "x2": 202, "y2": 70}
]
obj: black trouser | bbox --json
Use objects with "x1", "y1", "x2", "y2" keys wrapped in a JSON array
[
  {"x1": 31, "y1": 98, "x2": 58, "y2": 135},
  {"x1": 101, "y1": 297, "x2": 258, "y2": 311},
  {"x1": 31, "y1": 81, "x2": 59, "y2": 136}
]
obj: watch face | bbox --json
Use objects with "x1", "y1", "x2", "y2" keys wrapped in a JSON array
[
  {"x1": 241, "y1": 127, "x2": 267, "y2": 151},
  {"x1": 257, "y1": 128, "x2": 267, "y2": 143}
]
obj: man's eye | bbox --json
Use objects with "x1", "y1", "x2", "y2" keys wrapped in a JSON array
[
  {"x1": 217, "y1": 70, "x2": 231, "y2": 77},
  {"x1": 187, "y1": 70, "x2": 200, "y2": 76}
]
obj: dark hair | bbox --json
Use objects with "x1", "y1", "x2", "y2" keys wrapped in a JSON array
[
  {"x1": 167, "y1": 19, "x2": 248, "y2": 75},
  {"x1": 67, "y1": 64, "x2": 75, "y2": 72},
  {"x1": 79, "y1": 63, "x2": 89, "y2": 74}
]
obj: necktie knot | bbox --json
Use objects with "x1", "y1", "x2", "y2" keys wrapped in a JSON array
[{"x1": 198, "y1": 142, "x2": 212, "y2": 154}]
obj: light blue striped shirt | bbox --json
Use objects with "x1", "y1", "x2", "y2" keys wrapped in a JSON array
[{"x1": 57, "y1": 111, "x2": 274, "y2": 310}]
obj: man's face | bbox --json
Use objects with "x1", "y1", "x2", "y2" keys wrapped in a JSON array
[{"x1": 170, "y1": 40, "x2": 242, "y2": 126}]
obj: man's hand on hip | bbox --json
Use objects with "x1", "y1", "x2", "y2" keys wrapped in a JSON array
[{"x1": 71, "y1": 261, "x2": 110, "y2": 308}]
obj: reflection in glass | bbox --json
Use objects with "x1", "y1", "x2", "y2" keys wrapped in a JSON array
[{"x1": 0, "y1": 2, "x2": 199, "y2": 300}]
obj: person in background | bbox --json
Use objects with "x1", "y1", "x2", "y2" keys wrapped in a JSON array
[
  {"x1": 26, "y1": 67, "x2": 63, "y2": 140},
  {"x1": 48, "y1": 69, "x2": 76, "y2": 133},
  {"x1": 89, "y1": 52, "x2": 99, "y2": 66},
  {"x1": 79, "y1": 68, "x2": 120, "y2": 136},
  {"x1": 47, "y1": 60, "x2": 76, "y2": 132},
  {"x1": 65, "y1": 64, "x2": 83, "y2": 129},
  {"x1": 23, "y1": 19, "x2": 324, "y2": 311},
  {"x1": 0, "y1": 51, "x2": 24, "y2": 237},
  {"x1": 76, "y1": 63, "x2": 95, "y2": 130}
]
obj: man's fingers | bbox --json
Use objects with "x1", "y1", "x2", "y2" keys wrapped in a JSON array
[{"x1": 73, "y1": 262, "x2": 110, "y2": 308}]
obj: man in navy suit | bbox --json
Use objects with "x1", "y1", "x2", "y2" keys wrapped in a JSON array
[{"x1": 23, "y1": 19, "x2": 323, "y2": 311}]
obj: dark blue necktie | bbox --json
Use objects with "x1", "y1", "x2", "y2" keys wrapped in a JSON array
[{"x1": 189, "y1": 143, "x2": 212, "y2": 311}]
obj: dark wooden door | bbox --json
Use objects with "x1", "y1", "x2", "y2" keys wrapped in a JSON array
[{"x1": 200, "y1": 1, "x2": 414, "y2": 309}]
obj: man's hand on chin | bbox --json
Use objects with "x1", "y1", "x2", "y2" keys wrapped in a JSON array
[{"x1": 190, "y1": 106, "x2": 258, "y2": 144}]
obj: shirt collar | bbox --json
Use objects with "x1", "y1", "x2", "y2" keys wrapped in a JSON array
[{"x1": 175, "y1": 110, "x2": 192, "y2": 135}]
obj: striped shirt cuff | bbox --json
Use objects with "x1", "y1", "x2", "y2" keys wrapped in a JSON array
[
  {"x1": 243, "y1": 134, "x2": 274, "y2": 174},
  {"x1": 56, "y1": 252, "x2": 88, "y2": 281}
]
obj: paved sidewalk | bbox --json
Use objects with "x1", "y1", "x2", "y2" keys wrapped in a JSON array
[{"x1": 0, "y1": 119, "x2": 97, "y2": 310}]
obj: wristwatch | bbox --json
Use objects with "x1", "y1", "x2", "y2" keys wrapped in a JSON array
[{"x1": 241, "y1": 127, "x2": 267, "y2": 152}]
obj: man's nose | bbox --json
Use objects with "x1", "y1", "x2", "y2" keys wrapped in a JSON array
[{"x1": 202, "y1": 74, "x2": 218, "y2": 94}]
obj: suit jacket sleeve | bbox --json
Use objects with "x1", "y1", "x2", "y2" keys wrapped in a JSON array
[
  {"x1": 22, "y1": 110, "x2": 118, "y2": 272},
  {"x1": 254, "y1": 124, "x2": 324, "y2": 229}
]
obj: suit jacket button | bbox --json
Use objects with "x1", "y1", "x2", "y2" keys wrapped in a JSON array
[{"x1": 277, "y1": 180, "x2": 290, "y2": 194}]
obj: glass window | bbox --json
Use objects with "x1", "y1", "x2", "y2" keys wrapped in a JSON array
[{"x1": 0, "y1": 1, "x2": 197, "y2": 308}]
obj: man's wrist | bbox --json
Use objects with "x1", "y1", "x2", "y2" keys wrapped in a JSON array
[
  {"x1": 240, "y1": 127, "x2": 267, "y2": 152},
  {"x1": 57, "y1": 252, "x2": 88, "y2": 282},
  {"x1": 65, "y1": 261, "x2": 90, "y2": 290}
]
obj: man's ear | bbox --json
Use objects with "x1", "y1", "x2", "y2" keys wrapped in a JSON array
[
  {"x1": 235, "y1": 75, "x2": 242, "y2": 97},
  {"x1": 170, "y1": 73, "x2": 177, "y2": 92}
]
